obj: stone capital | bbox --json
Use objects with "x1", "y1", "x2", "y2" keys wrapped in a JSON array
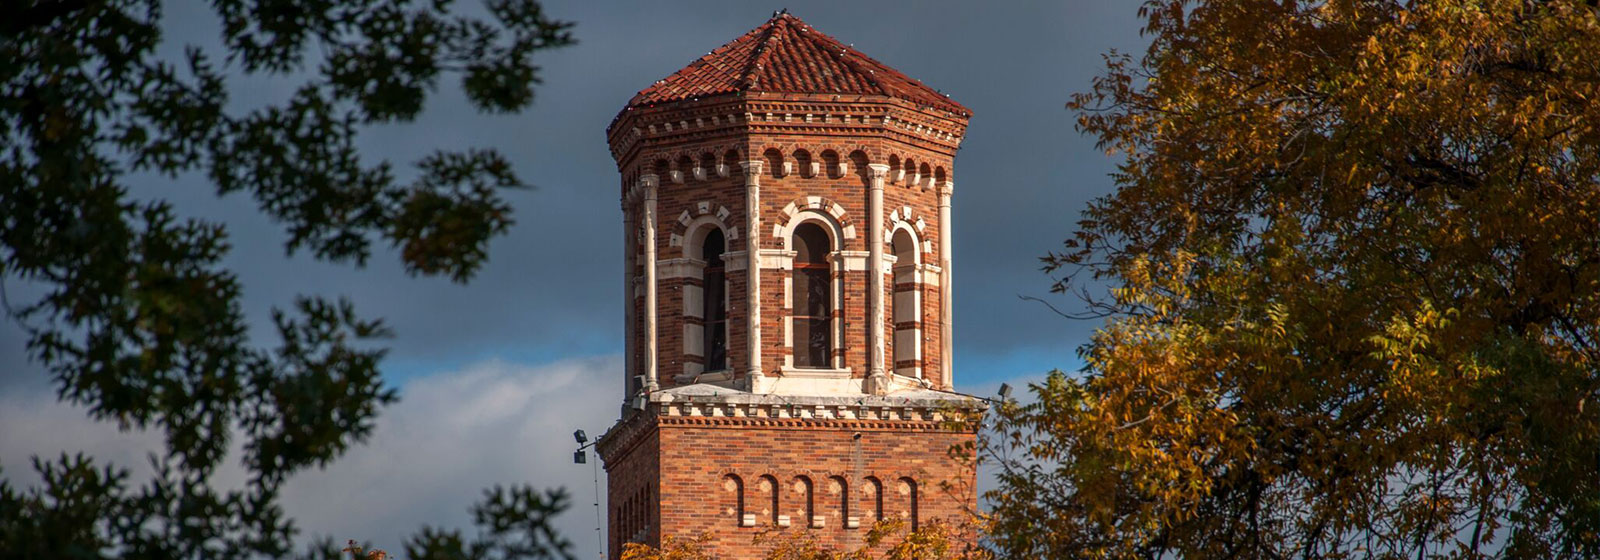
[
  {"x1": 938, "y1": 180, "x2": 955, "y2": 197},
  {"x1": 639, "y1": 173, "x2": 660, "y2": 189},
  {"x1": 739, "y1": 160, "x2": 764, "y2": 175},
  {"x1": 866, "y1": 163, "x2": 891, "y2": 180}
]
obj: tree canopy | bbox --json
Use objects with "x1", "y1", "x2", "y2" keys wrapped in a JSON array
[
  {"x1": 988, "y1": 1, "x2": 1600, "y2": 558},
  {"x1": 1, "y1": 1, "x2": 575, "y2": 558}
]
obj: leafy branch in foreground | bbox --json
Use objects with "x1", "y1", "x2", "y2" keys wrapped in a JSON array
[
  {"x1": 343, "y1": 485, "x2": 573, "y2": 560},
  {"x1": 1, "y1": 0, "x2": 574, "y2": 558}
]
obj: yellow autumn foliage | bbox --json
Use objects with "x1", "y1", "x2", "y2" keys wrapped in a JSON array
[{"x1": 989, "y1": 1, "x2": 1600, "y2": 558}]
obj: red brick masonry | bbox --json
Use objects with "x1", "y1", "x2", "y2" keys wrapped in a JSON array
[{"x1": 598, "y1": 389, "x2": 983, "y2": 559}]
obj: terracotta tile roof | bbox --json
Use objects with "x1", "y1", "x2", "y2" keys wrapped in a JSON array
[{"x1": 627, "y1": 12, "x2": 970, "y2": 116}]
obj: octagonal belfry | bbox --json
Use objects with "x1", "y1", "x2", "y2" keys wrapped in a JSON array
[{"x1": 597, "y1": 12, "x2": 984, "y2": 558}]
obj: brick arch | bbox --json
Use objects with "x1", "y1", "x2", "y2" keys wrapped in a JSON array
[
  {"x1": 897, "y1": 476, "x2": 919, "y2": 530},
  {"x1": 721, "y1": 148, "x2": 743, "y2": 171},
  {"x1": 757, "y1": 474, "x2": 780, "y2": 527},
  {"x1": 631, "y1": 145, "x2": 747, "y2": 181},
  {"x1": 649, "y1": 158, "x2": 671, "y2": 180},
  {"x1": 826, "y1": 475, "x2": 851, "y2": 529},
  {"x1": 862, "y1": 475, "x2": 885, "y2": 523},
  {"x1": 790, "y1": 475, "x2": 815, "y2": 528},
  {"x1": 669, "y1": 202, "x2": 736, "y2": 257},
  {"x1": 762, "y1": 147, "x2": 787, "y2": 178},
  {"x1": 773, "y1": 196, "x2": 856, "y2": 243},
  {"x1": 847, "y1": 149, "x2": 872, "y2": 178},
  {"x1": 886, "y1": 207, "x2": 934, "y2": 255},
  {"x1": 818, "y1": 149, "x2": 844, "y2": 179},
  {"x1": 723, "y1": 474, "x2": 747, "y2": 527},
  {"x1": 791, "y1": 148, "x2": 816, "y2": 178}
]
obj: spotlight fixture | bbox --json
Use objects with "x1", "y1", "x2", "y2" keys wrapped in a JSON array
[
  {"x1": 632, "y1": 395, "x2": 647, "y2": 411},
  {"x1": 573, "y1": 429, "x2": 587, "y2": 444},
  {"x1": 997, "y1": 383, "x2": 1012, "y2": 400},
  {"x1": 573, "y1": 450, "x2": 586, "y2": 464}
]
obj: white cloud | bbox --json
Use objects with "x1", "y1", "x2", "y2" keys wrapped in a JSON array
[
  {"x1": 0, "y1": 355, "x2": 622, "y2": 559},
  {"x1": 0, "y1": 391, "x2": 164, "y2": 482}
]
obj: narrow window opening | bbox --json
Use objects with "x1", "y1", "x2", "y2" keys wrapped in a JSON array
[
  {"x1": 866, "y1": 476, "x2": 884, "y2": 522},
  {"x1": 797, "y1": 476, "x2": 814, "y2": 525},
  {"x1": 702, "y1": 229, "x2": 728, "y2": 371},
  {"x1": 830, "y1": 476, "x2": 849, "y2": 526},
  {"x1": 900, "y1": 477, "x2": 919, "y2": 531},
  {"x1": 891, "y1": 229, "x2": 918, "y2": 375},
  {"x1": 726, "y1": 474, "x2": 746, "y2": 527},
  {"x1": 760, "y1": 475, "x2": 780, "y2": 527},
  {"x1": 792, "y1": 223, "x2": 833, "y2": 368}
]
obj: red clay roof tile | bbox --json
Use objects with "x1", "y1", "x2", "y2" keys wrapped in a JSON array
[{"x1": 627, "y1": 12, "x2": 969, "y2": 115}]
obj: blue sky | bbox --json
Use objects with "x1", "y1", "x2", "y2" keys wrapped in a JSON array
[{"x1": 0, "y1": 2, "x2": 1150, "y2": 558}]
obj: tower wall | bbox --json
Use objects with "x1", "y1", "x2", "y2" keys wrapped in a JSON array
[
  {"x1": 599, "y1": 13, "x2": 979, "y2": 558},
  {"x1": 602, "y1": 399, "x2": 979, "y2": 559},
  {"x1": 614, "y1": 97, "x2": 963, "y2": 396}
]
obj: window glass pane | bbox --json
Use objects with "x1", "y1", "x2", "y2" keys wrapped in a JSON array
[
  {"x1": 802, "y1": 269, "x2": 829, "y2": 316},
  {"x1": 794, "y1": 223, "x2": 829, "y2": 264},
  {"x1": 791, "y1": 265, "x2": 809, "y2": 312},
  {"x1": 702, "y1": 228, "x2": 727, "y2": 371},
  {"x1": 805, "y1": 318, "x2": 831, "y2": 367},
  {"x1": 793, "y1": 318, "x2": 812, "y2": 367},
  {"x1": 791, "y1": 223, "x2": 833, "y2": 368},
  {"x1": 703, "y1": 229, "x2": 725, "y2": 267},
  {"x1": 705, "y1": 268, "x2": 726, "y2": 371}
]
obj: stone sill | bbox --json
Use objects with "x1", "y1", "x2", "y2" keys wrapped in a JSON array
[{"x1": 777, "y1": 366, "x2": 853, "y2": 379}]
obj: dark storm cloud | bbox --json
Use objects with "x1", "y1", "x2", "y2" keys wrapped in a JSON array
[{"x1": 3, "y1": 2, "x2": 1147, "y2": 389}]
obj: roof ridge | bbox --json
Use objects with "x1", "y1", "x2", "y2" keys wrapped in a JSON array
[
  {"x1": 621, "y1": 12, "x2": 969, "y2": 116},
  {"x1": 799, "y1": 21, "x2": 893, "y2": 98},
  {"x1": 741, "y1": 14, "x2": 785, "y2": 91}
]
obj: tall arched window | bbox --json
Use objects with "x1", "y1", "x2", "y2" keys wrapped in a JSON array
[
  {"x1": 864, "y1": 476, "x2": 885, "y2": 522},
  {"x1": 792, "y1": 223, "x2": 833, "y2": 368},
  {"x1": 724, "y1": 474, "x2": 747, "y2": 527},
  {"x1": 760, "y1": 475, "x2": 780, "y2": 526},
  {"x1": 829, "y1": 475, "x2": 849, "y2": 528},
  {"x1": 891, "y1": 228, "x2": 919, "y2": 377},
  {"x1": 899, "y1": 477, "x2": 919, "y2": 531},
  {"x1": 794, "y1": 476, "x2": 815, "y2": 527},
  {"x1": 702, "y1": 229, "x2": 727, "y2": 371}
]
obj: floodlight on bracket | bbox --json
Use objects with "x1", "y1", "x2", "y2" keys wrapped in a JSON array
[{"x1": 570, "y1": 426, "x2": 604, "y2": 560}]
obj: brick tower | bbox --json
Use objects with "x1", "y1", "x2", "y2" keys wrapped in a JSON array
[{"x1": 597, "y1": 12, "x2": 983, "y2": 558}]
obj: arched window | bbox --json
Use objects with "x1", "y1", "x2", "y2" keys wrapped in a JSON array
[
  {"x1": 792, "y1": 223, "x2": 833, "y2": 368},
  {"x1": 794, "y1": 476, "x2": 815, "y2": 528},
  {"x1": 702, "y1": 229, "x2": 728, "y2": 371},
  {"x1": 891, "y1": 228, "x2": 920, "y2": 377},
  {"x1": 760, "y1": 475, "x2": 780, "y2": 526},
  {"x1": 725, "y1": 474, "x2": 748, "y2": 527},
  {"x1": 865, "y1": 476, "x2": 885, "y2": 522},
  {"x1": 899, "y1": 477, "x2": 919, "y2": 531},
  {"x1": 828, "y1": 476, "x2": 850, "y2": 528}
]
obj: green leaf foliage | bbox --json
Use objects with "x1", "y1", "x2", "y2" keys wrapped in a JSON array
[{"x1": 0, "y1": 0, "x2": 575, "y2": 558}]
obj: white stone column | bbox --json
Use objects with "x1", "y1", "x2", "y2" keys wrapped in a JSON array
[
  {"x1": 866, "y1": 164, "x2": 891, "y2": 394},
  {"x1": 938, "y1": 180, "x2": 954, "y2": 389},
  {"x1": 622, "y1": 197, "x2": 635, "y2": 397},
  {"x1": 740, "y1": 160, "x2": 765, "y2": 391},
  {"x1": 641, "y1": 174, "x2": 660, "y2": 392}
]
